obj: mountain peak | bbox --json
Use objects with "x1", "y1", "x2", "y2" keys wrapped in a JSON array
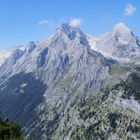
[
  {"x1": 58, "y1": 23, "x2": 81, "y2": 35},
  {"x1": 55, "y1": 23, "x2": 89, "y2": 46},
  {"x1": 60, "y1": 23, "x2": 73, "y2": 30},
  {"x1": 112, "y1": 22, "x2": 131, "y2": 33},
  {"x1": 92, "y1": 22, "x2": 140, "y2": 61}
]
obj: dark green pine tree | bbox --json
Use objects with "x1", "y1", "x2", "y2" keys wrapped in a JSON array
[{"x1": 0, "y1": 115, "x2": 24, "y2": 140}]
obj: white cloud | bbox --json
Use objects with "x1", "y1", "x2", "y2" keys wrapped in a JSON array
[
  {"x1": 69, "y1": 18, "x2": 82, "y2": 27},
  {"x1": 124, "y1": 3, "x2": 136, "y2": 16},
  {"x1": 38, "y1": 20, "x2": 49, "y2": 25}
]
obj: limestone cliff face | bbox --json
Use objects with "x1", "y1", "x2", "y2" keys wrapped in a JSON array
[
  {"x1": 0, "y1": 24, "x2": 109, "y2": 139},
  {"x1": 0, "y1": 23, "x2": 140, "y2": 140}
]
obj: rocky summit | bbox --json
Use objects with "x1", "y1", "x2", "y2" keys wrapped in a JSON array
[{"x1": 0, "y1": 23, "x2": 140, "y2": 140}]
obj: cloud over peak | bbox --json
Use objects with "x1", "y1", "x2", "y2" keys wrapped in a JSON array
[{"x1": 69, "y1": 18, "x2": 82, "y2": 27}]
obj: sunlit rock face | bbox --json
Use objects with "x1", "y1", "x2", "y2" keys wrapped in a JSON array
[
  {"x1": 88, "y1": 22, "x2": 140, "y2": 62},
  {"x1": 0, "y1": 23, "x2": 110, "y2": 139},
  {"x1": 0, "y1": 23, "x2": 140, "y2": 140}
]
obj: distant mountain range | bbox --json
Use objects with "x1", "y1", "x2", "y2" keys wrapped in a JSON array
[{"x1": 0, "y1": 23, "x2": 140, "y2": 140}]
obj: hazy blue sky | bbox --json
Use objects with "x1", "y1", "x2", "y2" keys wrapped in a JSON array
[{"x1": 0, "y1": 0, "x2": 139, "y2": 48}]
